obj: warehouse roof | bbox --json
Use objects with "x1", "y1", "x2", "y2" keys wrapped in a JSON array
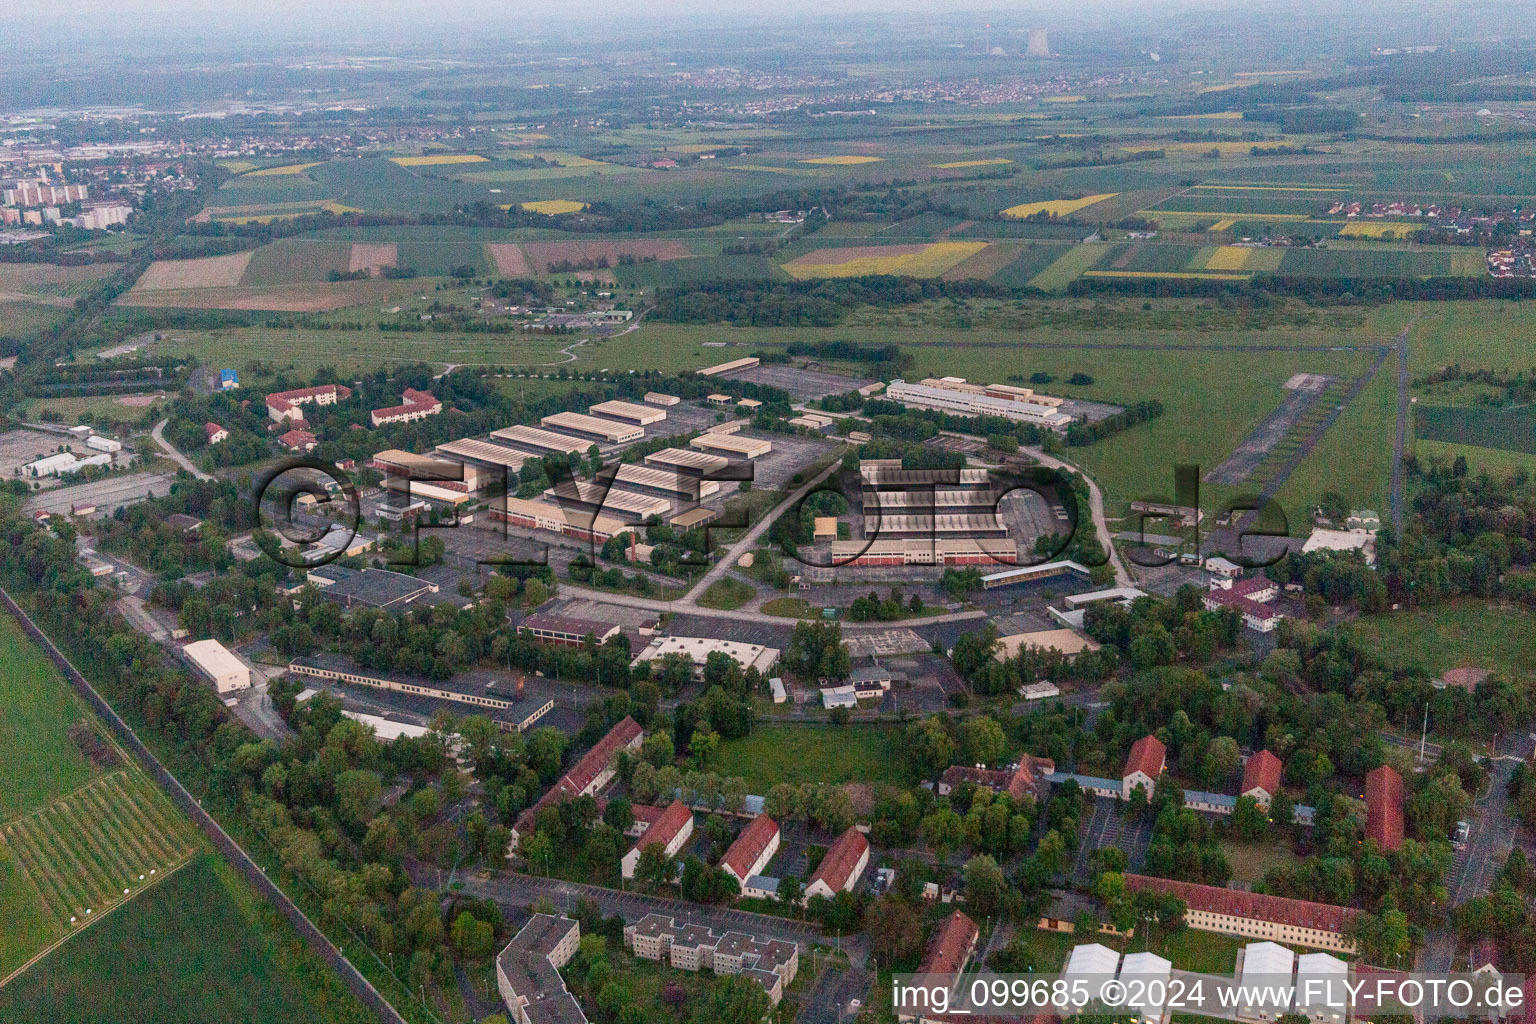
[{"x1": 492, "y1": 424, "x2": 593, "y2": 454}]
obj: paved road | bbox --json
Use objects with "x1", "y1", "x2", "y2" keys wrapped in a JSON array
[
  {"x1": 151, "y1": 418, "x2": 214, "y2": 481},
  {"x1": 1022, "y1": 446, "x2": 1132, "y2": 586},
  {"x1": 554, "y1": 579, "x2": 988, "y2": 630},
  {"x1": 0, "y1": 589, "x2": 406, "y2": 1024},
  {"x1": 680, "y1": 456, "x2": 847, "y2": 606},
  {"x1": 417, "y1": 863, "x2": 863, "y2": 959}
]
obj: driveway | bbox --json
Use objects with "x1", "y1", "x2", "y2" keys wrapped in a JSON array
[{"x1": 151, "y1": 418, "x2": 214, "y2": 481}]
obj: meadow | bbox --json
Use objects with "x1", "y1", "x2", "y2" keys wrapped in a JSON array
[
  {"x1": 151, "y1": 325, "x2": 576, "y2": 375},
  {"x1": 709, "y1": 724, "x2": 907, "y2": 790},
  {"x1": 0, "y1": 854, "x2": 347, "y2": 1024},
  {"x1": 0, "y1": 614, "x2": 97, "y2": 822},
  {"x1": 1347, "y1": 600, "x2": 1536, "y2": 680}
]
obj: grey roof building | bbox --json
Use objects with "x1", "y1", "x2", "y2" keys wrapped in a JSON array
[{"x1": 496, "y1": 915, "x2": 587, "y2": 1024}]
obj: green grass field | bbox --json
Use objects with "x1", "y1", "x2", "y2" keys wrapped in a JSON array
[
  {"x1": 152, "y1": 326, "x2": 575, "y2": 374},
  {"x1": 0, "y1": 854, "x2": 349, "y2": 1024},
  {"x1": 1414, "y1": 404, "x2": 1536, "y2": 455},
  {"x1": 0, "y1": 615, "x2": 97, "y2": 822},
  {"x1": 710, "y1": 724, "x2": 907, "y2": 790},
  {"x1": 1026, "y1": 243, "x2": 1112, "y2": 291},
  {"x1": 1348, "y1": 600, "x2": 1536, "y2": 680}
]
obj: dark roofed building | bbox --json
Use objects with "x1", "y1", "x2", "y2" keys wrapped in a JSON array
[
  {"x1": 496, "y1": 914, "x2": 587, "y2": 1024},
  {"x1": 519, "y1": 612, "x2": 622, "y2": 648},
  {"x1": 311, "y1": 566, "x2": 439, "y2": 609}
]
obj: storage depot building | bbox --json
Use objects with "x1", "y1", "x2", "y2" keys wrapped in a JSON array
[
  {"x1": 539, "y1": 411, "x2": 644, "y2": 444},
  {"x1": 830, "y1": 538, "x2": 1018, "y2": 567},
  {"x1": 589, "y1": 400, "x2": 667, "y2": 426},
  {"x1": 645, "y1": 447, "x2": 731, "y2": 477},
  {"x1": 182, "y1": 638, "x2": 251, "y2": 694},
  {"x1": 435, "y1": 438, "x2": 528, "y2": 474},
  {"x1": 689, "y1": 432, "x2": 772, "y2": 459},
  {"x1": 491, "y1": 424, "x2": 593, "y2": 456},
  {"x1": 543, "y1": 480, "x2": 672, "y2": 522},
  {"x1": 490, "y1": 496, "x2": 627, "y2": 543},
  {"x1": 612, "y1": 462, "x2": 719, "y2": 500}
]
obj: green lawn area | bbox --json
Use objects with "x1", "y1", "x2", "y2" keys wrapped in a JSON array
[
  {"x1": 697, "y1": 576, "x2": 756, "y2": 610},
  {"x1": 1348, "y1": 599, "x2": 1536, "y2": 680},
  {"x1": 151, "y1": 325, "x2": 574, "y2": 374},
  {"x1": 0, "y1": 853, "x2": 366, "y2": 1024},
  {"x1": 0, "y1": 614, "x2": 97, "y2": 822},
  {"x1": 1218, "y1": 837, "x2": 1298, "y2": 887},
  {"x1": 710, "y1": 724, "x2": 908, "y2": 790}
]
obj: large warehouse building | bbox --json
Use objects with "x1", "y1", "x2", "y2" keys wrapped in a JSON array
[
  {"x1": 885, "y1": 378, "x2": 1073, "y2": 428},
  {"x1": 182, "y1": 638, "x2": 251, "y2": 694},
  {"x1": 539, "y1": 411, "x2": 644, "y2": 444}
]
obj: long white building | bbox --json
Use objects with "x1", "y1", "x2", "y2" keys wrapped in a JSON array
[{"x1": 885, "y1": 378, "x2": 1073, "y2": 429}]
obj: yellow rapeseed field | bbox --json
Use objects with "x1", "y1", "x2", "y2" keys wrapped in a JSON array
[
  {"x1": 243, "y1": 162, "x2": 322, "y2": 177},
  {"x1": 391, "y1": 154, "x2": 489, "y2": 167},
  {"x1": 784, "y1": 242, "x2": 987, "y2": 280},
  {"x1": 932, "y1": 158, "x2": 1013, "y2": 168},
  {"x1": 1205, "y1": 246, "x2": 1251, "y2": 271},
  {"x1": 1201, "y1": 246, "x2": 1285, "y2": 272},
  {"x1": 1339, "y1": 221, "x2": 1415, "y2": 239},
  {"x1": 799, "y1": 155, "x2": 883, "y2": 165},
  {"x1": 1002, "y1": 193, "x2": 1118, "y2": 219},
  {"x1": 521, "y1": 200, "x2": 588, "y2": 215}
]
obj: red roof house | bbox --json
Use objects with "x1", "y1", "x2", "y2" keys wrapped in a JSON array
[
  {"x1": 807, "y1": 827, "x2": 870, "y2": 899},
  {"x1": 1365, "y1": 764, "x2": 1405, "y2": 852},
  {"x1": 720, "y1": 814, "x2": 780, "y2": 885},
  {"x1": 1241, "y1": 750, "x2": 1284, "y2": 806},
  {"x1": 919, "y1": 911, "x2": 979, "y2": 978},
  {"x1": 513, "y1": 716, "x2": 643, "y2": 844},
  {"x1": 277, "y1": 428, "x2": 318, "y2": 452},
  {"x1": 1122, "y1": 735, "x2": 1166, "y2": 798}
]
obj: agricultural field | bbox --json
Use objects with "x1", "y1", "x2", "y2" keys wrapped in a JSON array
[
  {"x1": 0, "y1": 615, "x2": 98, "y2": 823},
  {"x1": 1, "y1": 768, "x2": 202, "y2": 976},
  {"x1": 0, "y1": 854, "x2": 341, "y2": 1024},
  {"x1": 1002, "y1": 193, "x2": 1119, "y2": 219},
  {"x1": 0, "y1": 613, "x2": 201, "y2": 979},
  {"x1": 0, "y1": 263, "x2": 120, "y2": 305},
  {"x1": 782, "y1": 242, "x2": 988, "y2": 279},
  {"x1": 709, "y1": 724, "x2": 907, "y2": 791},
  {"x1": 1026, "y1": 243, "x2": 1112, "y2": 291}
]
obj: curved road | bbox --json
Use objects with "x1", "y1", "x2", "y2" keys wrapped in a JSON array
[
  {"x1": 151, "y1": 418, "x2": 214, "y2": 481},
  {"x1": 1022, "y1": 446, "x2": 1132, "y2": 586},
  {"x1": 0, "y1": 589, "x2": 406, "y2": 1024}
]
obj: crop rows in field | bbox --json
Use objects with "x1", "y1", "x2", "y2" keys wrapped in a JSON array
[{"x1": 2, "y1": 770, "x2": 200, "y2": 931}]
